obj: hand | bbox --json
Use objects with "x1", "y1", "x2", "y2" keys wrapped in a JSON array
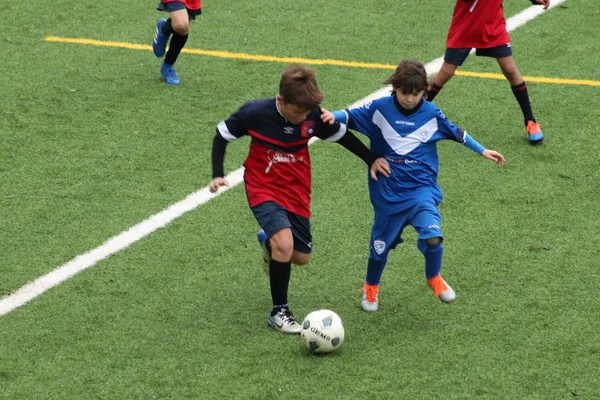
[
  {"x1": 482, "y1": 150, "x2": 505, "y2": 165},
  {"x1": 209, "y1": 177, "x2": 229, "y2": 193},
  {"x1": 320, "y1": 108, "x2": 336, "y2": 125},
  {"x1": 370, "y1": 157, "x2": 391, "y2": 181},
  {"x1": 533, "y1": 0, "x2": 550, "y2": 9}
]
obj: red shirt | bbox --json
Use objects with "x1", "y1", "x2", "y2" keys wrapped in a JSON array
[
  {"x1": 162, "y1": 0, "x2": 201, "y2": 11},
  {"x1": 446, "y1": 0, "x2": 510, "y2": 49},
  {"x1": 217, "y1": 98, "x2": 347, "y2": 218}
]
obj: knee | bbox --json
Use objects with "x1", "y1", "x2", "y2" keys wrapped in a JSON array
[
  {"x1": 427, "y1": 237, "x2": 441, "y2": 246},
  {"x1": 270, "y1": 235, "x2": 294, "y2": 261},
  {"x1": 171, "y1": 20, "x2": 190, "y2": 35},
  {"x1": 418, "y1": 237, "x2": 442, "y2": 254},
  {"x1": 437, "y1": 63, "x2": 457, "y2": 82},
  {"x1": 501, "y1": 65, "x2": 520, "y2": 82}
]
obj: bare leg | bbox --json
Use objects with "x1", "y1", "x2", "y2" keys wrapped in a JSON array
[{"x1": 427, "y1": 61, "x2": 459, "y2": 101}]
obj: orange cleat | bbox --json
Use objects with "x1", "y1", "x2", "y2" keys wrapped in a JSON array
[
  {"x1": 360, "y1": 283, "x2": 380, "y2": 312},
  {"x1": 427, "y1": 275, "x2": 456, "y2": 303},
  {"x1": 526, "y1": 120, "x2": 544, "y2": 143}
]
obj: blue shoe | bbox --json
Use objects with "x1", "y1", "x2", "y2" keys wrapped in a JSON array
[
  {"x1": 257, "y1": 230, "x2": 270, "y2": 275},
  {"x1": 152, "y1": 18, "x2": 169, "y2": 58},
  {"x1": 526, "y1": 120, "x2": 544, "y2": 143},
  {"x1": 160, "y1": 63, "x2": 180, "y2": 85}
]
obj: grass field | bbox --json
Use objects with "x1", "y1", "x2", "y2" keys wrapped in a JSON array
[{"x1": 1, "y1": 0, "x2": 600, "y2": 398}]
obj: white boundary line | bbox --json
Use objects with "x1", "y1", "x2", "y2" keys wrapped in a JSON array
[{"x1": 0, "y1": 1, "x2": 564, "y2": 317}]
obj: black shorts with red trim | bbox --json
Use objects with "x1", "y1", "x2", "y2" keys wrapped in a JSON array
[
  {"x1": 157, "y1": 1, "x2": 202, "y2": 20},
  {"x1": 444, "y1": 44, "x2": 513, "y2": 66},
  {"x1": 251, "y1": 201, "x2": 312, "y2": 255}
]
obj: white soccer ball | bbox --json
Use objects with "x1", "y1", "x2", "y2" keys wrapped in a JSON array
[{"x1": 301, "y1": 309, "x2": 345, "y2": 354}]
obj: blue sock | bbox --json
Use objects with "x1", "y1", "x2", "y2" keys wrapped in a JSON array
[
  {"x1": 365, "y1": 257, "x2": 387, "y2": 285},
  {"x1": 418, "y1": 240, "x2": 443, "y2": 279}
]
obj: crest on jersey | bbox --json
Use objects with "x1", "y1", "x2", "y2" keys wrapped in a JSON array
[
  {"x1": 301, "y1": 120, "x2": 315, "y2": 138},
  {"x1": 373, "y1": 240, "x2": 386, "y2": 255}
]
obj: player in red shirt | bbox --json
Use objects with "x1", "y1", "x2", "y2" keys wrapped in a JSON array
[
  {"x1": 152, "y1": 0, "x2": 203, "y2": 85},
  {"x1": 210, "y1": 64, "x2": 390, "y2": 334},
  {"x1": 427, "y1": 0, "x2": 550, "y2": 143}
]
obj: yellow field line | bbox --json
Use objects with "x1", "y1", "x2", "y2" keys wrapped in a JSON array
[
  {"x1": 455, "y1": 70, "x2": 600, "y2": 86},
  {"x1": 44, "y1": 36, "x2": 600, "y2": 87}
]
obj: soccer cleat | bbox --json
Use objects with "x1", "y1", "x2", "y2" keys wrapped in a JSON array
[
  {"x1": 526, "y1": 120, "x2": 544, "y2": 143},
  {"x1": 360, "y1": 283, "x2": 379, "y2": 312},
  {"x1": 152, "y1": 18, "x2": 169, "y2": 58},
  {"x1": 160, "y1": 63, "x2": 180, "y2": 85},
  {"x1": 257, "y1": 229, "x2": 270, "y2": 275},
  {"x1": 427, "y1": 275, "x2": 456, "y2": 303},
  {"x1": 268, "y1": 308, "x2": 302, "y2": 334}
]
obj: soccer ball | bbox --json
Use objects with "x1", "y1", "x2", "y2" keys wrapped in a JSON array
[{"x1": 301, "y1": 309, "x2": 345, "y2": 354}]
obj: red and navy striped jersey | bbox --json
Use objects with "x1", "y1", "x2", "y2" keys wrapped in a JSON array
[
  {"x1": 447, "y1": 0, "x2": 510, "y2": 49},
  {"x1": 217, "y1": 98, "x2": 347, "y2": 218}
]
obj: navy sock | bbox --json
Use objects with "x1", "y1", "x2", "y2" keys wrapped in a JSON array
[
  {"x1": 418, "y1": 240, "x2": 443, "y2": 279},
  {"x1": 269, "y1": 259, "x2": 291, "y2": 312},
  {"x1": 365, "y1": 257, "x2": 387, "y2": 285},
  {"x1": 427, "y1": 83, "x2": 443, "y2": 102},
  {"x1": 511, "y1": 82, "x2": 535, "y2": 125}
]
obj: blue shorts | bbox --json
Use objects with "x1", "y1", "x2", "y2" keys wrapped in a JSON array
[
  {"x1": 444, "y1": 44, "x2": 513, "y2": 66},
  {"x1": 250, "y1": 201, "x2": 312, "y2": 254},
  {"x1": 369, "y1": 200, "x2": 442, "y2": 259},
  {"x1": 157, "y1": 1, "x2": 202, "y2": 20}
]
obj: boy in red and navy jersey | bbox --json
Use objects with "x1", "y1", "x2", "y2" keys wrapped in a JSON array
[
  {"x1": 152, "y1": 0, "x2": 202, "y2": 85},
  {"x1": 210, "y1": 64, "x2": 390, "y2": 334},
  {"x1": 427, "y1": 0, "x2": 550, "y2": 143}
]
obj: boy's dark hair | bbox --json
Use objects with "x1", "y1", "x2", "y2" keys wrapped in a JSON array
[
  {"x1": 384, "y1": 59, "x2": 428, "y2": 94},
  {"x1": 279, "y1": 64, "x2": 324, "y2": 110}
]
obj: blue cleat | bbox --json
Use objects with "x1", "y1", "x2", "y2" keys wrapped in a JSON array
[
  {"x1": 257, "y1": 229, "x2": 270, "y2": 275},
  {"x1": 152, "y1": 18, "x2": 169, "y2": 58},
  {"x1": 526, "y1": 120, "x2": 544, "y2": 143},
  {"x1": 160, "y1": 63, "x2": 180, "y2": 85}
]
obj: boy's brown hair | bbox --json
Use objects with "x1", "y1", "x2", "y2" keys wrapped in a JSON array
[
  {"x1": 279, "y1": 64, "x2": 324, "y2": 110},
  {"x1": 384, "y1": 59, "x2": 428, "y2": 94}
]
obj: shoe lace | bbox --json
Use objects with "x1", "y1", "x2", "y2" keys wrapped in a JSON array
[
  {"x1": 428, "y1": 276, "x2": 448, "y2": 298},
  {"x1": 361, "y1": 284, "x2": 379, "y2": 302},
  {"x1": 527, "y1": 121, "x2": 542, "y2": 133},
  {"x1": 278, "y1": 309, "x2": 297, "y2": 324}
]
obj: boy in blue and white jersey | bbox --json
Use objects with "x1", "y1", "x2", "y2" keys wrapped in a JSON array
[{"x1": 321, "y1": 59, "x2": 505, "y2": 311}]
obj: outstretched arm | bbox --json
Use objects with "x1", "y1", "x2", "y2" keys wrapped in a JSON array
[
  {"x1": 482, "y1": 149, "x2": 505, "y2": 165},
  {"x1": 321, "y1": 108, "x2": 349, "y2": 125},
  {"x1": 463, "y1": 133, "x2": 505, "y2": 165},
  {"x1": 336, "y1": 131, "x2": 390, "y2": 180},
  {"x1": 209, "y1": 132, "x2": 230, "y2": 193}
]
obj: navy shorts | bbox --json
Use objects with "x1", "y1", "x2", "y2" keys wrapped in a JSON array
[
  {"x1": 250, "y1": 201, "x2": 312, "y2": 254},
  {"x1": 369, "y1": 200, "x2": 443, "y2": 261},
  {"x1": 444, "y1": 43, "x2": 513, "y2": 66},
  {"x1": 157, "y1": 1, "x2": 202, "y2": 20}
]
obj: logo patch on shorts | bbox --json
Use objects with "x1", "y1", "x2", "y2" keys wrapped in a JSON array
[{"x1": 373, "y1": 240, "x2": 386, "y2": 255}]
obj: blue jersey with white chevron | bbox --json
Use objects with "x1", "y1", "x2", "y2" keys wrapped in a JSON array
[{"x1": 346, "y1": 95, "x2": 466, "y2": 215}]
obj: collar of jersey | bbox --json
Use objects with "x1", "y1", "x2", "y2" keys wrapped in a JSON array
[
  {"x1": 392, "y1": 95, "x2": 424, "y2": 117},
  {"x1": 274, "y1": 98, "x2": 290, "y2": 123}
]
